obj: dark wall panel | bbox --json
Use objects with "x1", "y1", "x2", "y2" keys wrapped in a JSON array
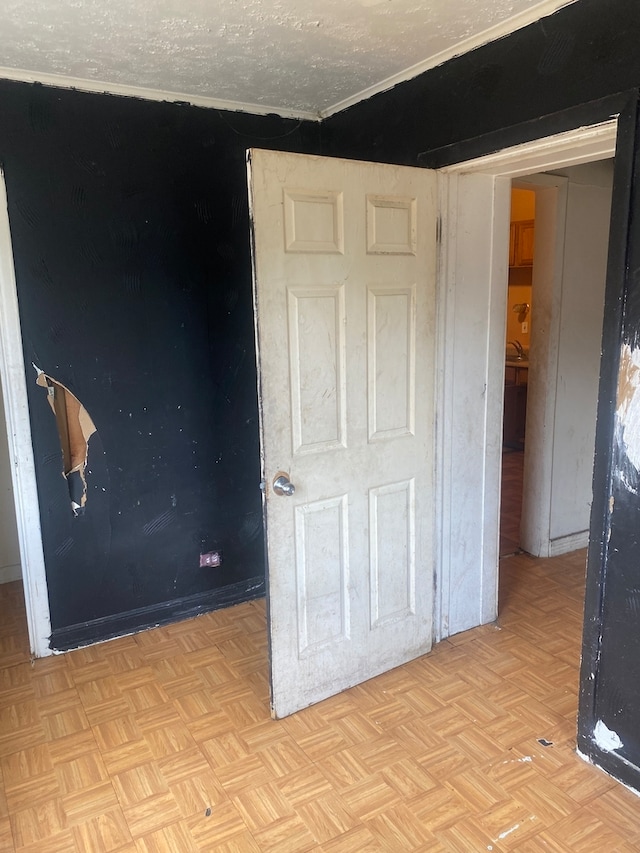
[{"x1": 0, "y1": 80, "x2": 320, "y2": 642}]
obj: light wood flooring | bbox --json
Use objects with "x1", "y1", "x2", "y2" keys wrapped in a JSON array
[{"x1": 1, "y1": 551, "x2": 639, "y2": 852}]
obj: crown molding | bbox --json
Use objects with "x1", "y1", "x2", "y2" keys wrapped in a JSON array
[
  {"x1": 0, "y1": 66, "x2": 321, "y2": 122},
  {"x1": 319, "y1": 0, "x2": 579, "y2": 119}
]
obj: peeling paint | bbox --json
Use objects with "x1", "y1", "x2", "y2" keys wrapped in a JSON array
[
  {"x1": 34, "y1": 365, "x2": 97, "y2": 515},
  {"x1": 614, "y1": 343, "x2": 640, "y2": 492},
  {"x1": 593, "y1": 719, "x2": 623, "y2": 752}
]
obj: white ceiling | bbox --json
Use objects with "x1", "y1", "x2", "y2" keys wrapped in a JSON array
[{"x1": 1, "y1": 0, "x2": 577, "y2": 120}]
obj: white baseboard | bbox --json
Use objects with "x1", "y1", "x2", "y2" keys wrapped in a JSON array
[
  {"x1": 549, "y1": 531, "x2": 589, "y2": 557},
  {"x1": 0, "y1": 563, "x2": 22, "y2": 583}
]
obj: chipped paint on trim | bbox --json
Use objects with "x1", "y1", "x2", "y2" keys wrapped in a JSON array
[
  {"x1": 593, "y1": 719, "x2": 623, "y2": 752},
  {"x1": 614, "y1": 343, "x2": 640, "y2": 492}
]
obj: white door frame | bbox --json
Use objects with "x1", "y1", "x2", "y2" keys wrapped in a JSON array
[
  {"x1": 0, "y1": 169, "x2": 52, "y2": 658},
  {"x1": 435, "y1": 120, "x2": 617, "y2": 641}
]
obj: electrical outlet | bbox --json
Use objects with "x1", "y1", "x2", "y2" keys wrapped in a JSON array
[
  {"x1": 521, "y1": 321, "x2": 529, "y2": 334},
  {"x1": 199, "y1": 551, "x2": 222, "y2": 568}
]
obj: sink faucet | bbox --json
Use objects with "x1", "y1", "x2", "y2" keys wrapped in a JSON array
[{"x1": 508, "y1": 340, "x2": 525, "y2": 358}]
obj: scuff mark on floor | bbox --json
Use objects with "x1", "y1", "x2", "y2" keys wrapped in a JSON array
[{"x1": 498, "y1": 823, "x2": 520, "y2": 839}]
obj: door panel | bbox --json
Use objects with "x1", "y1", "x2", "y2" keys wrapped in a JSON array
[
  {"x1": 368, "y1": 285, "x2": 416, "y2": 439},
  {"x1": 248, "y1": 149, "x2": 437, "y2": 718},
  {"x1": 288, "y1": 285, "x2": 346, "y2": 453}
]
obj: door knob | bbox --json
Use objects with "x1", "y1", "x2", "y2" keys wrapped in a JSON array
[{"x1": 273, "y1": 473, "x2": 295, "y2": 496}]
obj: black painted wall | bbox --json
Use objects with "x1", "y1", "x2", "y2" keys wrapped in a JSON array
[{"x1": 0, "y1": 80, "x2": 320, "y2": 645}]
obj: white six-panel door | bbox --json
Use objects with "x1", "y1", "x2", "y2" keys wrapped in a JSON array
[{"x1": 248, "y1": 149, "x2": 437, "y2": 718}]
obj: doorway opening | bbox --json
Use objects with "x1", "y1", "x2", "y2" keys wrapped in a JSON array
[
  {"x1": 498, "y1": 162, "x2": 614, "y2": 569},
  {"x1": 500, "y1": 187, "x2": 535, "y2": 557}
]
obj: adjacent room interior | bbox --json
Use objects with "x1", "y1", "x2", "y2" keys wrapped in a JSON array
[{"x1": 500, "y1": 163, "x2": 613, "y2": 565}]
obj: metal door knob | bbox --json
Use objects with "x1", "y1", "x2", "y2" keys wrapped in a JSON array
[{"x1": 273, "y1": 474, "x2": 295, "y2": 496}]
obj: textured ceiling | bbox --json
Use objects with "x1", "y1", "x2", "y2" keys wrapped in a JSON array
[{"x1": 1, "y1": 0, "x2": 577, "y2": 119}]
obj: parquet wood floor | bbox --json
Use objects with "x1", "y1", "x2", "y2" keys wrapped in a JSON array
[{"x1": 1, "y1": 550, "x2": 639, "y2": 852}]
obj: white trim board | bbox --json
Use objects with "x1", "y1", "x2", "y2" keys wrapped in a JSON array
[
  {"x1": 0, "y1": 66, "x2": 321, "y2": 123},
  {"x1": 440, "y1": 120, "x2": 617, "y2": 177},
  {"x1": 549, "y1": 531, "x2": 590, "y2": 557},
  {"x1": 0, "y1": 169, "x2": 52, "y2": 657}
]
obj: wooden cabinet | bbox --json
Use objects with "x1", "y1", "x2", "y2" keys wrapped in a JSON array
[
  {"x1": 509, "y1": 219, "x2": 535, "y2": 267},
  {"x1": 503, "y1": 365, "x2": 528, "y2": 449}
]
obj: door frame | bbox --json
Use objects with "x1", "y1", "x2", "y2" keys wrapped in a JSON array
[
  {"x1": 435, "y1": 119, "x2": 617, "y2": 641},
  {"x1": 0, "y1": 169, "x2": 52, "y2": 658}
]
